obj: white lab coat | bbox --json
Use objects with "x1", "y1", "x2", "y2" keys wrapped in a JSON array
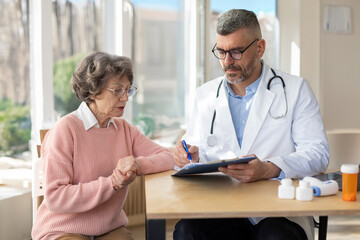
[{"x1": 183, "y1": 63, "x2": 329, "y2": 240}]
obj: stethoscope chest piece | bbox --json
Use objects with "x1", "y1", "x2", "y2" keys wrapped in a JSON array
[{"x1": 207, "y1": 135, "x2": 217, "y2": 147}]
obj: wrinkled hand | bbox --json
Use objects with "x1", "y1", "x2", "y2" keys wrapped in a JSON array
[
  {"x1": 171, "y1": 141, "x2": 199, "y2": 168},
  {"x1": 112, "y1": 169, "x2": 136, "y2": 190},
  {"x1": 115, "y1": 155, "x2": 140, "y2": 176},
  {"x1": 218, "y1": 155, "x2": 281, "y2": 182},
  {"x1": 112, "y1": 156, "x2": 140, "y2": 190}
]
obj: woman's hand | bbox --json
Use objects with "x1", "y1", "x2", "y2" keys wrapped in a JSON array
[
  {"x1": 115, "y1": 155, "x2": 140, "y2": 176},
  {"x1": 112, "y1": 169, "x2": 136, "y2": 190},
  {"x1": 112, "y1": 155, "x2": 140, "y2": 190}
]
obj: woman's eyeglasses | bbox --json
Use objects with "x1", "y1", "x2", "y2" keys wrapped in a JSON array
[{"x1": 106, "y1": 86, "x2": 137, "y2": 98}]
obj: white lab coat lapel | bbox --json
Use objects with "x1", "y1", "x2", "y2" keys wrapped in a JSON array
[
  {"x1": 240, "y1": 66, "x2": 275, "y2": 156},
  {"x1": 213, "y1": 79, "x2": 241, "y2": 156}
]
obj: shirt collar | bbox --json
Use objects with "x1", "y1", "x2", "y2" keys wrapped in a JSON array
[{"x1": 73, "y1": 102, "x2": 118, "y2": 131}]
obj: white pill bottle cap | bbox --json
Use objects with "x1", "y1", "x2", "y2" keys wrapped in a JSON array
[
  {"x1": 299, "y1": 180, "x2": 310, "y2": 187},
  {"x1": 281, "y1": 178, "x2": 293, "y2": 185},
  {"x1": 341, "y1": 164, "x2": 359, "y2": 174}
]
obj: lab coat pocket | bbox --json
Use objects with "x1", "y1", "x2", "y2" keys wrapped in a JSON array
[{"x1": 261, "y1": 114, "x2": 290, "y2": 128}]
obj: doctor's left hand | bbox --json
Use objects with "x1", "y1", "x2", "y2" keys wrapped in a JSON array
[
  {"x1": 218, "y1": 155, "x2": 281, "y2": 182},
  {"x1": 172, "y1": 141, "x2": 199, "y2": 168}
]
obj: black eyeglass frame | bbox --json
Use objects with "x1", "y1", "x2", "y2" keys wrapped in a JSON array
[{"x1": 212, "y1": 39, "x2": 259, "y2": 60}]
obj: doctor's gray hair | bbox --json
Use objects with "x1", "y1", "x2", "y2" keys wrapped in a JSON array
[{"x1": 216, "y1": 9, "x2": 262, "y2": 38}]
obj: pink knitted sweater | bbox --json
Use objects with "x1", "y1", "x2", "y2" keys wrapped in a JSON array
[{"x1": 31, "y1": 114, "x2": 174, "y2": 240}]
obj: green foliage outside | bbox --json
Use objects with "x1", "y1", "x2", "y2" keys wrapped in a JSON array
[
  {"x1": 0, "y1": 99, "x2": 31, "y2": 155},
  {"x1": 134, "y1": 115, "x2": 156, "y2": 137},
  {"x1": 53, "y1": 53, "x2": 84, "y2": 116},
  {"x1": 0, "y1": 53, "x2": 85, "y2": 156}
]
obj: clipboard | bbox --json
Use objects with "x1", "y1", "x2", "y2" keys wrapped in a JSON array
[{"x1": 172, "y1": 156, "x2": 256, "y2": 176}]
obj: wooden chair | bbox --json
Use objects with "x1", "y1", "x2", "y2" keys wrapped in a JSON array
[
  {"x1": 32, "y1": 129, "x2": 145, "y2": 225},
  {"x1": 32, "y1": 129, "x2": 49, "y2": 221},
  {"x1": 124, "y1": 176, "x2": 145, "y2": 226}
]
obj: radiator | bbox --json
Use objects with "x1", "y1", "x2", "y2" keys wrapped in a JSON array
[{"x1": 123, "y1": 175, "x2": 145, "y2": 226}]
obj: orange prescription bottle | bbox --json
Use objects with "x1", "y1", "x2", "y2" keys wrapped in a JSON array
[{"x1": 341, "y1": 164, "x2": 359, "y2": 201}]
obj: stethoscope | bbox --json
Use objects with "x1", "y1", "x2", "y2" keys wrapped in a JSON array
[{"x1": 206, "y1": 68, "x2": 288, "y2": 148}]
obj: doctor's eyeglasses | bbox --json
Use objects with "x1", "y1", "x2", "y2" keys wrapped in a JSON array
[
  {"x1": 212, "y1": 39, "x2": 259, "y2": 60},
  {"x1": 106, "y1": 86, "x2": 137, "y2": 98}
]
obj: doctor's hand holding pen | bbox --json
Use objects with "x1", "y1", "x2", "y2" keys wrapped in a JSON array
[{"x1": 172, "y1": 140, "x2": 199, "y2": 168}]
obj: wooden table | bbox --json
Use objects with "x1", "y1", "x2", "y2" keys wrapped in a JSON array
[{"x1": 145, "y1": 170, "x2": 360, "y2": 240}]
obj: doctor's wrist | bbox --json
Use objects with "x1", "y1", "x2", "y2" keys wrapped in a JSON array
[{"x1": 264, "y1": 161, "x2": 281, "y2": 179}]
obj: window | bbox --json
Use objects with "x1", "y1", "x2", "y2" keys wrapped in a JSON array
[
  {"x1": 0, "y1": 0, "x2": 278, "y2": 167},
  {"x1": 0, "y1": 0, "x2": 105, "y2": 186},
  {"x1": 130, "y1": 0, "x2": 278, "y2": 146},
  {"x1": 132, "y1": 0, "x2": 185, "y2": 145},
  {"x1": 0, "y1": 0, "x2": 31, "y2": 172},
  {"x1": 52, "y1": 0, "x2": 104, "y2": 117}
]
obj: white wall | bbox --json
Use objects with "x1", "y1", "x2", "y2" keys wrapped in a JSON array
[
  {"x1": 300, "y1": 0, "x2": 321, "y2": 101},
  {"x1": 278, "y1": 0, "x2": 321, "y2": 99},
  {"x1": 0, "y1": 188, "x2": 32, "y2": 240},
  {"x1": 278, "y1": 0, "x2": 360, "y2": 131},
  {"x1": 278, "y1": 0, "x2": 360, "y2": 168},
  {"x1": 278, "y1": 0, "x2": 300, "y2": 76},
  {"x1": 321, "y1": 0, "x2": 360, "y2": 130}
]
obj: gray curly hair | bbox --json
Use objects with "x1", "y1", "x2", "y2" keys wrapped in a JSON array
[{"x1": 71, "y1": 52, "x2": 133, "y2": 103}]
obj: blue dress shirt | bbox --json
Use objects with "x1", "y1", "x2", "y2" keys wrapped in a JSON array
[
  {"x1": 225, "y1": 67, "x2": 286, "y2": 180},
  {"x1": 225, "y1": 69, "x2": 263, "y2": 148}
]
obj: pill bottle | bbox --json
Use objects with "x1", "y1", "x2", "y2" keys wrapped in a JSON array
[
  {"x1": 341, "y1": 164, "x2": 359, "y2": 201},
  {"x1": 296, "y1": 180, "x2": 313, "y2": 201},
  {"x1": 278, "y1": 178, "x2": 295, "y2": 199}
]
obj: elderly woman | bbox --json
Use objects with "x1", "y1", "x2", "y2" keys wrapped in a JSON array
[{"x1": 32, "y1": 52, "x2": 175, "y2": 240}]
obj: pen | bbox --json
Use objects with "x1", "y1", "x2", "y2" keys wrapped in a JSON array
[{"x1": 182, "y1": 140, "x2": 192, "y2": 162}]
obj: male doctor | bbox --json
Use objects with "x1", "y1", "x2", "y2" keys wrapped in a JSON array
[{"x1": 172, "y1": 9, "x2": 329, "y2": 240}]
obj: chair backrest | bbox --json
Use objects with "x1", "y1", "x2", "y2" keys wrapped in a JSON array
[
  {"x1": 32, "y1": 129, "x2": 49, "y2": 221},
  {"x1": 36, "y1": 129, "x2": 49, "y2": 157},
  {"x1": 326, "y1": 130, "x2": 360, "y2": 171}
]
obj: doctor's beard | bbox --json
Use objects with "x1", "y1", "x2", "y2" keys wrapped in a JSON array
[
  {"x1": 223, "y1": 64, "x2": 247, "y2": 84},
  {"x1": 223, "y1": 56, "x2": 260, "y2": 85}
]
